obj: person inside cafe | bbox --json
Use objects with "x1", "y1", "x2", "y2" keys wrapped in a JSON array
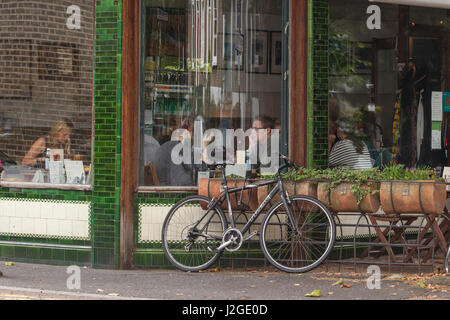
[
  {"x1": 154, "y1": 118, "x2": 195, "y2": 186},
  {"x1": 329, "y1": 117, "x2": 373, "y2": 170},
  {"x1": 22, "y1": 118, "x2": 74, "y2": 168}
]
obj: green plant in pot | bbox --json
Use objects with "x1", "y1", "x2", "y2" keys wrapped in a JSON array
[
  {"x1": 378, "y1": 164, "x2": 446, "y2": 215},
  {"x1": 258, "y1": 167, "x2": 322, "y2": 206},
  {"x1": 317, "y1": 167, "x2": 382, "y2": 213}
]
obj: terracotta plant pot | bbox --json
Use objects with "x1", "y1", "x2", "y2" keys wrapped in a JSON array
[
  {"x1": 257, "y1": 180, "x2": 318, "y2": 208},
  {"x1": 198, "y1": 178, "x2": 259, "y2": 211},
  {"x1": 380, "y1": 180, "x2": 446, "y2": 215},
  {"x1": 317, "y1": 181, "x2": 380, "y2": 213}
]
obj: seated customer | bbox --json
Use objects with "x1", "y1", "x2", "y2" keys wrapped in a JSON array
[
  {"x1": 22, "y1": 118, "x2": 74, "y2": 167},
  {"x1": 154, "y1": 118, "x2": 194, "y2": 186},
  {"x1": 329, "y1": 119, "x2": 373, "y2": 170}
]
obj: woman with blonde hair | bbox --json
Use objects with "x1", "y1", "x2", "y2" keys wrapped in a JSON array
[{"x1": 22, "y1": 118, "x2": 74, "y2": 167}]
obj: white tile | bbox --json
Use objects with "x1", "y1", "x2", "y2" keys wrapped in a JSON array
[
  {"x1": 46, "y1": 220, "x2": 59, "y2": 237},
  {"x1": 10, "y1": 217, "x2": 22, "y2": 234},
  {"x1": 0, "y1": 216, "x2": 10, "y2": 233},
  {"x1": 22, "y1": 218, "x2": 36, "y2": 234},
  {"x1": 40, "y1": 203, "x2": 52, "y2": 219},
  {"x1": 34, "y1": 219, "x2": 46, "y2": 235},
  {"x1": 73, "y1": 220, "x2": 89, "y2": 238},
  {"x1": 0, "y1": 201, "x2": 14, "y2": 218},
  {"x1": 61, "y1": 221, "x2": 73, "y2": 237},
  {"x1": 28, "y1": 203, "x2": 41, "y2": 219}
]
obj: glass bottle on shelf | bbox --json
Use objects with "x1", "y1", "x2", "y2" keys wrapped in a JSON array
[{"x1": 45, "y1": 148, "x2": 51, "y2": 170}]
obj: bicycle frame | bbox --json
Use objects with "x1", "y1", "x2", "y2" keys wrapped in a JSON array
[{"x1": 208, "y1": 175, "x2": 299, "y2": 237}]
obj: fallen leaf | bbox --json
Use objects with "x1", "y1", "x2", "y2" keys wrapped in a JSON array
[
  {"x1": 108, "y1": 293, "x2": 119, "y2": 297},
  {"x1": 294, "y1": 283, "x2": 301, "y2": 287},
  {"x1": 213, "y1": 266, "x2": 221, "y2": 272},
  {"x1": 417, "y1": 280, "x2": 427, "y2": 288},
  {"x1": 328, "y1": 292, "x2": 334, "y2": 295},
  {"x1": 341, "y1": 283, "x2": 352, "y2": 288},
  {"x1": 5, "y1": 262, "x2": 15, "y2": 266},
  {"x1": 333, "y1": 279, "x2": 344, "y2": 286},
  {"x1": 305, "y1": 290, "x2": 322, "y2": 297},
  {"x1": 96, "y1": 289, "x2": 104, "y2": 293}
]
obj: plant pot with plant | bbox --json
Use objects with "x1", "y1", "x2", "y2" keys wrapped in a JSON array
[
  {"x1": 317, "y1": 167, "x2": 381, "y2": 213},
  {"x1": 257, "y1": 168, "x2": 321, "y2": 207},
  {"x1": 379, "y1": 164, "x2": 446, "y2": 215}
]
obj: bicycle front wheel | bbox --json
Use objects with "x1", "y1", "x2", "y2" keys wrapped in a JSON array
[
  {"x1": 260, "y1": 195, "x2": 335, "y2": 273},
  {"x1": 162, "y1": 195, "x2": 227, "y2": 272}
]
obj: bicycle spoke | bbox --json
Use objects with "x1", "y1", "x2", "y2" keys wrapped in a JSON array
[
  {"x1": 162, "y1": 196, "x2": 226, "y2": 272},
  {"x1": 261, "y1": 196, "x2": 335, "y2": 273}
]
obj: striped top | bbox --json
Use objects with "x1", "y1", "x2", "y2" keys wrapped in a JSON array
[{"x1": 329, "y1": 139, "x2": 373, "y2": 170}]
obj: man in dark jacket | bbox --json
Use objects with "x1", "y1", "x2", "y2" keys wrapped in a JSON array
[{"x1": 154, "y1": 118, "x2": 195, "y2": 186}]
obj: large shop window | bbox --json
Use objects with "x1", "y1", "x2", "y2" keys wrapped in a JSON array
[
  {"x1": 140, "y1": 0, "x2": 286, "y2": 187},
  {"x1": 329, "y1": 0, "x2": 449, "y2": 170},
  {"x1": 0, "y1": 1, "x2": 94, "y2": 186}
]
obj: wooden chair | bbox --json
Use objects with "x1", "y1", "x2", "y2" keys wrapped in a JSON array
[{"x1": 144, "y1": 162, "x2": 160, "y2": 186}]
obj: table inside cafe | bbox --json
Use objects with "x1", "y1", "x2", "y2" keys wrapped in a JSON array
[{"x1": 0, "y1": 159, "x2": 91, "y2": 185}]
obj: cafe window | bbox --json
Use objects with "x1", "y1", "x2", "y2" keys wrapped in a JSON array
[
  {"x1": 0, "y1": 1, "x2": 94, "y2": 186},
  {"x1": 140, "y1": 0, "x2": 288, "y2": 187},
  {"x1": 329, "y1": 0, "x2": 449, "y2": 170}
]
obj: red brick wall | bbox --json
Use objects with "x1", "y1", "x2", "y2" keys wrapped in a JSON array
[{"x1": 0, "y1": 0, "x2": 94, "y2": 163}]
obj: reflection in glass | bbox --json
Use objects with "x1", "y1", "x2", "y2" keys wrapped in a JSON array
[{"x1": 141, "y1": 0, "x2": 284, "y2": 186}]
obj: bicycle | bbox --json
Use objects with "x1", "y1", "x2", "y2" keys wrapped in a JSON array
[{"x1": 161, "y1": 155, "x2": 336, "y2": 273}]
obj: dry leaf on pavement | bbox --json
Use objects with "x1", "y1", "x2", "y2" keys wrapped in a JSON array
[{"x1": 305, "y1": 290, "x2": 322, "y2": 297}]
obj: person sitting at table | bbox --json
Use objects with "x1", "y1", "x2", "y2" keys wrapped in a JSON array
[
  {"x1": 22, "y1": 118, "x2": 74, "y2": 167},
  {"x1": 329, "y1": 118, "x2": 373, "y2": 170}
]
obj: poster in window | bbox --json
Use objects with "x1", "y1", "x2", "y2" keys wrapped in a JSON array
[
  {"x1": 249, "y1": 30, "x2": 268, "y2": 74},
  {"x1": 270, "y1": 32, "x2": 282, "y2": 74}
]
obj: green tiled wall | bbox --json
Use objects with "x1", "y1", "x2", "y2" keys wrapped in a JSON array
[
  {"x1": 92, "y1": 0, "x2": 123, "y2": 269},
  {"x1": 309, "y1": 0, "x2": 330, "y2": 168}
]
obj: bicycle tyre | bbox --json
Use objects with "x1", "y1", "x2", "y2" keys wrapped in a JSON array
[
  {"x1": 260, "y1": 195, "x2": 336, "y2": 273},
  {"x1": 162, "y1": 195, "x2": 228, "y2": 272}
]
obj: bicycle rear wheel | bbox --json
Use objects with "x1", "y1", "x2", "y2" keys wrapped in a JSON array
[
  {"x1": 260, "y1": 195, "x2": 335, "y2": 273},
  {"x1": 162, "y1": 195, "x2": 227, "y2": 272}
]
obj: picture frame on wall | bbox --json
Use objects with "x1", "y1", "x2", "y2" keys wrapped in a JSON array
[
  {"x1": 270, "y1": 31, "x2": 282, "y2": 74},
  {"x1": 219, "y1": 33, "x2": 245, "y2": 71},
  {"x1": 249, "y1": 30, "x2": 268, "y2": 74}
]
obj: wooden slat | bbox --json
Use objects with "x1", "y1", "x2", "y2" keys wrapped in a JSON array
[
  {"x1": 120, "y1": 0, "x2": 140, "y2": 269},
  {"x1": 289, "y1": 0, "x2": 309, "y2": 167}
]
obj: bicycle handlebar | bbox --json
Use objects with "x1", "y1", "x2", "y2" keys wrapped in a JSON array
[{"x1": 206, "y1": 154, "x2": 299, "y2": 174}]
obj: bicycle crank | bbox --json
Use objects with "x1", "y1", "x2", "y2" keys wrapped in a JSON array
[{"x1": 222, "y1": 228, "x2": 244, "y2": 252}]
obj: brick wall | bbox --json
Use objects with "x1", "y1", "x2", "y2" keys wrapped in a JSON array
[{"x1": 0, "y1": 0, "x2": 94, "y2": 163}]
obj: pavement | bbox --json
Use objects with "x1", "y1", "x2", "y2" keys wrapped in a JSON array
[{"x1": 0, "y1": 261, "x2": 449, "y2": 301}]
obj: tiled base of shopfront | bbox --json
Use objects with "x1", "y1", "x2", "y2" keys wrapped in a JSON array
[
  {"x1": 0, "y1": 188, "x2": 444, "y2": 272},
  {"x1": 133, "y1": 194, "x2": 444, "y2": 272},
  {"x1": 0, "y1": 188, "x2": 92, "y2": 266}
]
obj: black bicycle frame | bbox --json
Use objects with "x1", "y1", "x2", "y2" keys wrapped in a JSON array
[{"x1": 209, "y1": 177, "x2": 299, "y2": 236}]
